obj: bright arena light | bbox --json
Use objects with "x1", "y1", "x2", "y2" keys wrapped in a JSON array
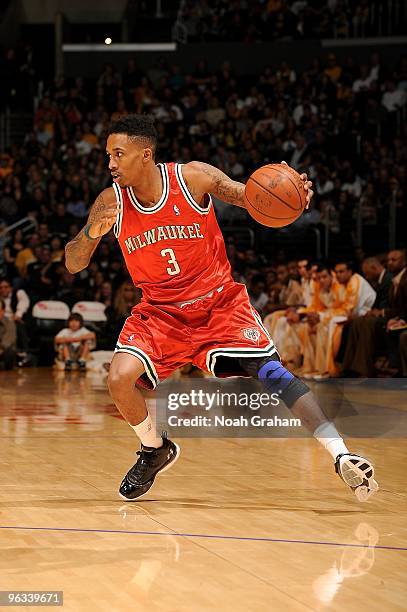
[{"x1": 104, "y1": 37, "x2": 112, "y2": 45}]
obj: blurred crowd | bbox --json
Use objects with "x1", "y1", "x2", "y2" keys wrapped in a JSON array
[
  {"x1": 178, "y1": 0, "x2": 406, "y2": 42},
  {"x1": 0, "y1": 44, "x2": 406, "y2": 375}
]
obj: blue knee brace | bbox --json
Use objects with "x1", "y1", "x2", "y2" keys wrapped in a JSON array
[
  {"x1": 258, "y1": 359, "x2": 309, "y2": 408},
  {"x1": 258, "y1": 360, "x2": 294, "y2": 392}
]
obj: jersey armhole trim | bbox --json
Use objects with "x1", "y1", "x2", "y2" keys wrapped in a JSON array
[
  {"x1": 175, "y1": 163, "x2": 212, "y2": 215},
  {"x1": 112, "y1": 183, "x2": 123, "y2": 237}
]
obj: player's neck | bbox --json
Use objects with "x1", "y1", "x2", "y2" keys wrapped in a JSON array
[{"x1": 130, "y1": 164, "x2": 163, "y2": 208}]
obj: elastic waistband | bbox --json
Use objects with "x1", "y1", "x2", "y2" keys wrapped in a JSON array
[{"x1": 174, "y1": 285, "x2": 224, "y2": 309}]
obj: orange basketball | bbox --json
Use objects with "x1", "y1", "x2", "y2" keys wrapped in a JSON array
[{"x1": 244, "y1": 163, "x2": 307, "y2": 228}]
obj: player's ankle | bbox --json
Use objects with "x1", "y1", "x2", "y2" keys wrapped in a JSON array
[
  {"x1": 313, "y1": 421, "x2": 349, "y2": 460},
  {"x1": 130, "y1": 414, "x2": 163, "y2": 449}
]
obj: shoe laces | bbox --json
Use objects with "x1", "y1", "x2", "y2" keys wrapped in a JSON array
[{"x1": 131, "y1": 449, "x2": 154, "y2": 478}]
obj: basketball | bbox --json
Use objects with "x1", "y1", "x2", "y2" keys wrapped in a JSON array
[{"x1": 244, "y1": 163, "x2": 307, "y2": 228}]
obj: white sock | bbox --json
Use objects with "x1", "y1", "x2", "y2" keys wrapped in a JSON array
[
  {"x1": 313, "y1": 422, "x2": 349, "y2": 460},
  {"x1": 130, "y1": 414, "x2": 163, "y2": 449}
]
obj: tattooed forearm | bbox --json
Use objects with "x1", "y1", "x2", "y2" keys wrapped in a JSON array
[
  {"x1": 65, "y1": 193, "x2": 104, "y2": 274},
  {"x1": 192, "y1": 162, "x2": 246, "y2": 208},
  {"x1": 201, "y1": 164, "x2": 245, "y2": 207},
  {"x1": 65, "y1": 228, "x2": 101, "y2": 274},
  {"x1": 88, "y1": 192, "x2": 106, "y2": 223}
]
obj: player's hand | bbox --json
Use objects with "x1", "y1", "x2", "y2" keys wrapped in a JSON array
[
  {"x1": 281, "y1": 160, "x2": 314, "y2": 209},
  {"x1": 86, "y1": 192, "x2": 119, "y2": 239}
]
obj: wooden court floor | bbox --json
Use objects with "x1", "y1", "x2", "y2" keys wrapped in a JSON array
[{"x1": 0, "y1": 368, "x2": 406, "y2": 612}]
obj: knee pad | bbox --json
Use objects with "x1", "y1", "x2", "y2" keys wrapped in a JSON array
[{"x1": 257, "y1": 358, "x2": 309, "y2": 409}]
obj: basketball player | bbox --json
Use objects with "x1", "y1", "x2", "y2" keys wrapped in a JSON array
[{"x1": 65, "y1": 115, "x2": 378, "y2": 502}]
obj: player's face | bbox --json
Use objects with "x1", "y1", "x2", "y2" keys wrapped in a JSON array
[{"x1": 106, "y1": 133, "x2": 154, "y2": 188}]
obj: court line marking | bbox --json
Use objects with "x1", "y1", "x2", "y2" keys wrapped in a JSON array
[{"x1": 0, "y1": 525, "x2": 405, "y2": 551}]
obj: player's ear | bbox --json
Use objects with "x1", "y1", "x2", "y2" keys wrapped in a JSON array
[{"x1": 143, "y1": 147, "x2": 153, "y2": 163}]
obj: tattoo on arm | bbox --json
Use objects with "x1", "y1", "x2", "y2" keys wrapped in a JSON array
[
  {"x1": 88, "y1": 192, "x2": 106, "y2": 223},
  {"x1": 197, "y1": 163, "x2": 246, "y2": 208},
  {"x1": 65, "y1": 193, "x2": 104, "y2": 274}
]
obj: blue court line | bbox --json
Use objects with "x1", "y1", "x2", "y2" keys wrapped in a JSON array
[{"x1": 0, "y1": 525, "x2": 406, "y2": 551}]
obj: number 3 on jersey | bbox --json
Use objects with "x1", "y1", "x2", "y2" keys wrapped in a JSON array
[{"x1": 161, "y1": 248, "x2": 180, "y2": 276}]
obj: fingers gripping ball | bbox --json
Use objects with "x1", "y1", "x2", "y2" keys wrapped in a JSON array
[{"x1": 244, "y1": 163, "x2": 307, "y2": 228}]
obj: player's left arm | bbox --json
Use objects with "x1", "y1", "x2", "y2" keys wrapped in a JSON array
[
  {"x1": 183, "y1": 161, "x2": 314, "y2": 209},
  {"x1": 182, "y1": 161, "x2": 246, "y2": 208}
]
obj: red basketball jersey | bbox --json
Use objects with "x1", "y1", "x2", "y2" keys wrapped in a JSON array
[{"x1": 112, "y1": 162, "x2": 233, "y2": 303}]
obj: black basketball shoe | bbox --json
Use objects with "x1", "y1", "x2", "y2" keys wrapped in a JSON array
[{"x1": 119, "y1": 435, "x2": 180, "y2": 501}]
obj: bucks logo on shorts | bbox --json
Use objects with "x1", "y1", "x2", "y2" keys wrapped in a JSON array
[{"x1": 242, "y1": 328, "x2": 260, "y2": 343}]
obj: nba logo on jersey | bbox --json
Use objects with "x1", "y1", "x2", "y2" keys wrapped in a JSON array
[
  {"x1": 128, "y1": 334, "x2": 135, "y2": 341},
  {"x1": 173, "y1": 204, "x2": 180, "y2": 215},
  {"x1": 243, "y1": 328, "x2": 260, "y2": 343}
]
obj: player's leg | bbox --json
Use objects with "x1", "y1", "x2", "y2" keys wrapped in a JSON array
[
  {"x1": 108, "y1": 350, "x2": 179, "y2": 501},
  {"x1": 238, "y1": 355, "x2": 378, "y2": 501}
]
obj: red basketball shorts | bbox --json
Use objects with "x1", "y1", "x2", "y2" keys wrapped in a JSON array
[{"x1": 115, "y1": 282, "x2": 278, "y2": 389}]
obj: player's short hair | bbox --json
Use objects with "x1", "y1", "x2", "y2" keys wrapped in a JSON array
[
  {"x1": 108, "y1": 114, "x2": 157, "y2": 154},
  {"x1": 68, "y1": 313, "x2": 84, "y2": 325}
]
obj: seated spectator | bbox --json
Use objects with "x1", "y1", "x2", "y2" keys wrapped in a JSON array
[
  {"x1": 361, "y1": 257, "x2": 393, "y2": 312},
  {"x1": 0, "y1": 298, "x2": 16, "y2": 370},
  {"x1": 399, "y1": 330, "x2": 407, "y2": 377},
  {"x1": 248, "y1": 274, "x2": 269, "y2": 316},
  {"x1": 342, "y1": 250, "x2": 407, "y2": 376},
  {"x1": 0, "y1": 276, "x2": 30, "y2": 362},
  {"x1": 295, "y1": 263, "x2": 341, "y2": 376},
  {"x1": 3, "y1": 228, "x2": 25, "y2": 277},
  {"x1": 297, "y1": 261, "x2": 376, "y2": 378},
  {"x1": 263, "y1": 259, "x2": 316, "y2": 366},
  {"x1": 14, "y1": 233, "x2": 40, "y2": 278},
  {"x1": 25, "y1": 246, "x2": 59, "y2": 301},
  {"x1": 265, "y1": 264, "x2": 303, "y2": 315},
  {"x1": 54, "y1": 312, "x2": 96, "y2": 371},
  {"x1": 105, "y1": 280, "x2": 141, "y2": 345}
]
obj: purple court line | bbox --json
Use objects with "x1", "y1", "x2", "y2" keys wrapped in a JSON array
[{"x1": 0, "y1": 525, "x2": 406, "y2": 551}]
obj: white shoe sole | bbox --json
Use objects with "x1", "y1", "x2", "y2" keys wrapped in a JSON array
[
  {"x1": 339, "y1": 455, "x2": 379, "y2": 502},
  {"x1": 118, "y1": 442, "x2": 181, "y2": 502}
]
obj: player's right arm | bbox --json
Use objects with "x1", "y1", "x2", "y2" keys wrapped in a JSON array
[{"x1": 65, "y1": 187, "x2": 118, "y2": 274}]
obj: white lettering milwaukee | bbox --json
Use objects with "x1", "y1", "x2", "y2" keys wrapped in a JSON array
[{"x1": 122, "y1": 223, "x2": 205, "y2": 254}]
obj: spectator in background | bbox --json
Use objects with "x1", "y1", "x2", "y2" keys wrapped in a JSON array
[
  {"x1": 342, "y1": 250, "x2": 407, "y2": 377},
  {"x1": 105, "y1": 280, "x2": 141, "y2": 345},
  {"x1": 361, "y1": 257, "x2": 393, "y2": 312},
  {"x1": 0, "y1": 298, "x2": 16, "y2": 370},
  {"x1": 54, "y1": 312, "x2": 96, "y2": 371},
  {"x1": 14, "y1": 232, "x2": 40, "y2": 278},
  {"x1": 2, "y1": 228, "x2": 25, "y2": 277},
  {"x1": 399, "y1": 330, "x2": 407, "y2": 377},
  {"x1": 266, "y1": 264, "x2": 303, "y2": 314},
  {"x1": 248, "y1": 274, "x2": 269, "y2": 315},
  {"x1": 0, "y1": 276, "x2": 30, "y2": 362}
]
